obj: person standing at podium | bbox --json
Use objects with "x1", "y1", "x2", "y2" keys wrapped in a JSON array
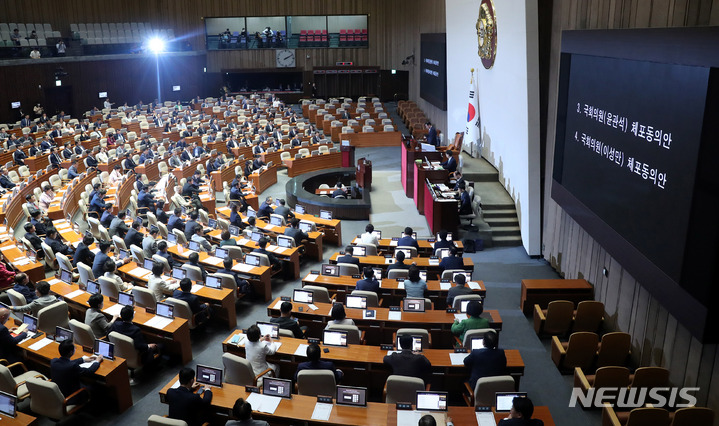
[{"x1": 425, "y1": 121, "x2": 438, "y2": 147}]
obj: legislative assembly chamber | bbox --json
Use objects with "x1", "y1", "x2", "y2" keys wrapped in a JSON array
[{"x1": 0, "y1": 1, "x2": 717, "y2": 426}]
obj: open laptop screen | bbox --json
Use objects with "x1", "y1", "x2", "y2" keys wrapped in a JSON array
[
  {"x1": 416, "y1": 391, "x2": 448, "y2": 411},
  {"x1": 346, "y1": 295, "x2": 367, "y2": 309},
  {"x1": 352, "y1": 245, "x2": 367, "y2": 256},
  {"x1": 294, "y1": 204, "x2": 305, "y2": 214},
  {"x1": 298, "y1": 221, "x2": 312, "y2": 233},
  {"x1": 245, "y1": 254, "x2": 260, "y2": 266},
  {"x1": 336, "y1": 385, "x2": 367, "y2": 407},
  {"x1": 118, "y1": 292, "x2": 134, "y2": 306},
  {"x1": 86, "y1": 280, "x2": 100, "y2": 295},
  {"x1": 293, "y1": 289, "x2": 313, "y2": 304},
  {"x1": 0, "y1": 391, "x2": 17, "y2": 418},
  {"x1": 214, "y1": 247, "x2": 228, "y2": 259},
  {"x1": 167, "y1": 233, "x2": 177, "y2": 244},
  {"x1": 22, "y1": 314, "x2": 38, "y2": 333},
  {"x1": 228, "y1": 225, "x2": 240, "y2": 236},
  {"x1": 143, "y1": 258, "x2": 154, "y2": 270},
  {"x1": 269, "y1": 215, "x2": 283, "y2": 226},
  {"x1": 397, "y1": 335, "x2": 423, "y2": 352},
  {"x1": 256, "y1": 322, "x2": 279, "y2": 339},
  {"x1": 471, "y1": 337, "x2": 484, "y2": 351},
  {"x1": 172, "y1": 267, "x2": 186, "y2": 280},
  {"x1": 196, "y1": 365, "x2": 223, "y2": 387},
  {"x1": 395, "y1": 248, "x2": 412, "y2": 259},
  {"x1": 263, "y1": 377, "x2": 292, "y2": 398},
  {"x1": 277, "y1": 235, "x2": 293, "y2": 248},
  {"x1": 156, "y1": 302, "x2": 174, "y2": 319},
  {"x1": 402, "y1": 298, "x2": 426, "y2": 312},
  {"x1": 55, "y1": 326, "x2": 73, "y2": 343},
  {"x1": 319, "y1": 210, "x2": 332, "y2": 220},
  {"x1": 371, "y1": 230, "x2": 382, "y2": 240},
  {"x1": 206, "y1": 275, "x2": 222, "y2": 289},
  {"x1": 94, "y1": 339, "x2": 115, "y2": 360},
  {"x1": 321, "y1": 264, "x2": 339, "y2": 277},
  {"x1": 495, "y1": 392, "x2": 528, "y2": 412},
  {"x1": 188, "y1": 241, "x2": 201, "y2": 251},
  {"x1": 322, "y1": 329, "x2": 348, "y2": 347}
]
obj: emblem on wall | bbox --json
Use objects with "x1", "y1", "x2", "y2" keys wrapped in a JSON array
[{"x1": 476, "y1": 0, "x2": 497, "y2": 69}]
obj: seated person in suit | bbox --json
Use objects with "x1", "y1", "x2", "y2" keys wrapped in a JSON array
[
  {"x1": 446, "y1": 273, "x2": 473, "y2": 307},
  {"x1": 359, "y1": 224, "x2": 379, "y2": 246},
  {"x1": 355, "y1": 266, "x2": 380, "y2": 294},
  {"x1": 92, "y1": 240, "x2": 130, "y2": 280},
  {"x1": 336, "y1": 245, "x2": 360, "y2": 266},
  {"x1": 124, "y1": 221, "x2": 144, "y2": 249},
  {"x1": 229, "y1": 203, "x2": 245, "y2": 229},
  {"x1": 383, "y1": 334, "x2": 432, "y2": 385},
  {"x1": 404, "y1": 265, "x2": 427, "y2": 299},
  {"x1": 397, "y1": 226, "x2": 419, "y2": 250},
  {"x1": 257, "y1": 196, "x2": 274, "y2": 219},
  {"x1": 332, "y1": 185, "x2": 348, "y2": 198},
  {"x1": 12, "y1": 273, "x2": 36, "y2": 303},
  {"x1": 273, "y1": 198, "x2": 292, "y2": 221},
  {"x1": 44, "y1": 227, "x2": 74, "y2": 256},
  {"x1": 172, "y1": 278, "x2": 211, "y2": 325},
  {"x1": 155, "y1": 200, "x2": 169, "y2": 224},
  {"x1": 220, "y1": 230, "x2": 238, "y2": 247},
  {"x1": 51, "y1": 339, "x2": 103, "y2": 404},
  {"x1": 109, "y1": 211, "x2": 130, "y2": 238},
  {"x1": 186, "y1": 252, "x2": 208, "y2": 281},
  {"x1": 167, "y1": 207, "x2": 185, "y2": 232},
  {"x1": 110, "y1": 305, "x2": 162, "y2": 365},
  {"x1": 100, "y1": 204, "x2": 116, "y2": 229},
  {"x1": 433, "y1": 230, "x2": 456, "y2": 255},
  {"x1": 386, "y1": 250, "x2": 410, "y2": 273},
  {"x1": 438, "y1": 246, "x2": 464, "y2": 272},
  {"x1": 453, "y1": 170, "x2": 466, "y2": 191},
  {"x1": 190, "y1": 225, "x2": 213, "y2": 252},
  {"x1": 463, "y1": 330, "x2": 506, "y2": 389},
  {"x1": 73, "y1": 234, "x2": 95, "y2": 268},
  {"x1": 226, "y1": 398, "x2": 269, "y2": 426},
  {"x1": 103, "y1": 259, "x2": 134, "y2": 292},
  {"x1": 166, "y1": 367, "x2": 213, "y2": 426},
  {"x1": 0, "y1": 167, "x2": 16, "y2": 189},
  {"x1": 501, "y1": 396, "x2": 544, "y2": 426},
  {"x1": 11, "y1": 281, "x2": 58, "y2": 316},
  {"x1": 184, "y1": 211, "x2": 200, "y2": 241},
  {"x1": 284, "y1": 218, "x2": 308, "y2": 247},
  {"x1": 23, "y1": 222, "x2": 44, "y2": 253},
  {"x1": 217, "y1": 258, "x2": 253, "y2": 296},
  {"x1": 294, "y1": 343, "x2": 344, "y2": 383},
  {"x1": 440, "y1": 149, "x2": 457, "y2": 174},
  {"x1": 156, "y1": 241, "x2": 180, "y2": 268},
  {"x1": 85, "y1": 293, "x2": 118, "y2": 338},
  {"x1": 458, "y1": 183, "x2": 473, "y2": 215},
  {"x1": 452, "y1": 300, "x2": 489, "y2": 342},
  {"x1": 270, "y1": 301, "x2": 304, "y2": 338},
  {"x1": 253, "y1": 237, "x2": 281, "y2": 270},
  {"x1": 0, "y1": 308, "x2": 27, "y2": 363}
]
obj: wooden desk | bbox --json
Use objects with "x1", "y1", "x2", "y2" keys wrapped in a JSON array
[
  {"x1": 283, "y1": 152, "x2": 342, "y2": 178},
  {"x1": 0, "y1": 240, "x2": 45, "y2": 283},
  {"x1": 342, "y1": 131, "x2": 402, "y2": 147},
  {"x1": 424, "y1": 180, "x2": 459, "y2": 235},
  {"x1": 293, "y1": 212, "x2": 342, "y2": 246},
  {"x1": 62, "y1": 170, "x2": 95, "y2": 220},
  {"x1": 328, "y1": 253, "x2": 474, "y2": 279},
  {"x1": 401, "y1": 143, "x2": 444, "y2": 198},
  {"x1": 115, "y1": 264, "x2": 237, "y2": 329},
  {"x1": 0, "y1": 411, "x2": 37, "y2": 425},
  {"x1": 265, "y1": 297, "x2": 501, "y2": 348},
  {"x1": 97, "y1": 156, "x2": 124, "y2": 174},
  {"x1": 520, "y1": 279, "x2": 594, "y2": 315},
  {"x1": 17, "y1": 333, "x2": 133, "y2": 413},
  {"x1": 172, "y1": 156, "x2": 206, "y2": 181},
  {"x1": 47, "y1": 277, "x2": 193, "y2": 365},
  {"x1": 25, "y1": 154, "x2": 49, "y2": 173},
  {"x1": 210, "y1": 159, "x2": 242, "y2": 192},
  {"x1": 414, "y1": 163, "x2": 449, "y2": 215},
  {"x1": 135, "y1": 160, "x2": 161, "y2": 182},
  {"x1": 350, "y1": 236, "x2": 464, "y2": 257},
  {"x1": 0, "y1": 168, "x2": 58, "y2": 230},
  {"x1": 440, "y1": 406, "x2": 555, "y2": 426},
  {"x1": 248, "y1": 165, "x2": 278, "y2": 195},
  {"x1": 301, "y1": 273, "x2": 485, "y2": 310}
]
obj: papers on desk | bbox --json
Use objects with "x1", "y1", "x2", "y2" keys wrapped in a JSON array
[
  {"x1": 65, "y1": 289, "x2": 85, "y2": 299},
  {"x1": 204, "y1": 256, "x2": 223, "y2": 266},
  {"x1": 80, "y1": 361, "x2": 97, "y2": 369},
  {"x1": 274, "y1": 247, "x2": 290, "y2": 255},
  {"x1": 305, "y1": 274, "x2": 318, "y2": 282},
  {"x1": 145, "y1": 315, "x2": 173, "y2": 329},
  {"x1": 29, "y1": 337, "x2": 54, "y2": 351},
  {"x1": 454, "y1": 313, "x2": 468, "y2": 321},
  {"x1": 47, "y1": 278, "x2": 61, "y2": 286},
  {"x1": 233, "y1": 263, "x2": 255, "y2": 273},
  {"x1": 90, "y1": 247, "x2": 101, "y2": 254},
  {"x1": 229, "y1": 333, "x2": 246, "y2": 347},
  {"x1": 272, "y1": 300, "x2": 283, "y2": 310},
  {"x1": 311, "y1": 403, "x2": 333, "y2": 421},
  {"x1": 441, "y1": 192, "x2": 457, "y2": 198},
  {"x1": 71, "y1": 240, "x2": 81, "y2": 248},
  {"x1": 384, "y1": 258, "x2": 394, "y2": 265},
  {"x1": 307, "y1": 304, "x2": 319, "y2": 311},
  {"x1": 428, "y1": 259, "x2": 440, "y2": 266},
  {"x1": 477, "y1": 411, "x2": 498, "y2": 426},
  {"x1": 439, "y1": 282, "x2": 451, "y2": 290},
  {"x1": 104, "y1": 304, "x2": 123, "y2": 317},
  {"x1": 266, "y1": 244, "x2": 280, "y2": 252},
  {"x1": 190, "y1": 284, "x2": 204, "y2": 293},
  {"x1": 431, "y1": 162, "x2": 442, "y2": 168},
  {"x1": 271, "y1": 342, "x2": 283, "y2": 351},
  {"x1": 449, "y1": 352, "x2": 469, "y2": 365},
  {"x1": 468, "y1": 281, "x2": 481, "y2": 290},
  {"x1": 0, "y1": 245, "x2": 14, "y2": 252},
  {"x1": 389, "y1": 240, "x2": 398, "y2": 247},
  {"x1": 128, "y1": 267, "x2": 152, "y2": 279},
  {"x1": 396, "y1": 281, "x2": 405, "y2": 290},
  {"x1": 386, "y1": 350, "x2": 401, "y2": 356},
  {"x1": 13, "y1": 257, "x2": 32, "y2": 266},
  {"x1": 245, "y1": 392, "x2": 281, "y2": 414},
  {"x1": 170, "y1": 379, "x2": 181, "y2": 389},
  {"x1": 388, "y1": 311, "x2": 402, "y2": 321},
  {"x1": 237, "y1": 238, "x2": 250, "y2": 245},
  {"x1": 294, "y1": 344, "x2": 309, "y2": 356}
]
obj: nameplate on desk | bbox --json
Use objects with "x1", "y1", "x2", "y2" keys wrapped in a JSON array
[
  {"x1": 310, "y1": 270, "x2": 320, "y2": 275},
  {"x1": 317, "y1": 395, "x2": 333, "y2": 404},
  {"x1": 280, "y1": 296, "x2": 291, "y2": 302},
  {"x1": 389, "y1": 306, "x2": 401, "y2": 311},
  {"x1": 454, "y1": 348, "x2": 468, "y2": 353},
  {"x1": 396, "y1": 402, "x2": 413, "y2": 410},
  {"x1": 307, "y1": 337, "x2": 320, "y2": 344},
  {"x1": 145, "y1": 307, "x2": 156, "y2": 315},
  {"x1": 429, "y1": 256, "x2": 438, "y2": 260},
  {"x1": 380, "y1": 344, "x2": 394, "y2": 350},
  {"x1": 245, "y1": 385, "x2": 260, "y2": 394},
  {"x1": 446, "y1": 308, "x2": 457, "y2": 313},
  {"x1": 428, "y1": 239, "x2": 436, "y2": 243},
  {"x1": 351, "y1": 274, "x2": 361, "y2": 279},
  {"x1": 476, "y1": 406, "x2": 492, "y2": 412}
]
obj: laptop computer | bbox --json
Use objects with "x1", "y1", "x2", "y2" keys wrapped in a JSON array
[
  {"x1": 205, "y1": 275, "x2": 222, "y2": 289},
  {"x1": 214, "y1": 247, "x2": 228, "y2": 259},
  {"x1": 256, "y1": 321, "x2": 279, "y2": 339},
  {"x1": 172, "y1": 267, "x2": 186, "y2": 280},
  {"x1": 293, "y1": 289, "x2": 314, "y2": 304},
  {"x1": 436, "y1": 248, "x2": 450, "y2": 259},
  {"x1": 322, "y1": 329, "x2": 348, "y2": 347},
  {"x1": 471, "y1": 337, "x2": 485, "y2": 351},
  {"x1": 196, "y1": 364, "x2": 223, "y2": 388},
  {"x1": 94, "y1": 339, "x2": 115, "y2": 360},
  {"x1": 246, "y1": 209, "x2": 256, "y2": 218},
  {"x1": 118, "y1": 292, "x2": 134, "y2": 306},
  {"x1": 118, "y1": 248, "x2": 130, "y2": 260},
  {"x1": 453, "y1": 271, "x2": 472, "y2": 282},
  {"x1": 269, "y1": 215, "x2": 283, "y2": 226},
  {"x1": 59, "y1": 268, "x2": 73, "y2": 284},
  {"x1": 298, "y1": 221, "x2": 312, "y2": 233},
  {"x1": 373, "y1": 268, "x2": 383, "y2": 280},
  {"x1": 250, "y1": 231, "x2": 263, "y2": 242},
  {"x1": 0, "y1": 391, "x2": 17, "y2": 418},
  {"x1": 167, "y1": 233, "x2": 178, "y2": 244},
  {"x1": 262, "y1": 377, "x2": 292, "y2": 398},
  {"x1": 55, "y1": 326, "x2": 73, "y2": 343},
  {"x1": 22, "y1": 314, "x2": 38, "y2": 334},
  {"x1": 396, "y1": 248, "x2": 412, "y2": 259},
  {"x1": 397, "y1": 335, "x2": 423, "y2": 352},
  {"x1": 495, "y1": 392, "x2": 528, "y2": 412},
  {"x1": 371, "y1": 230, "x2": 382, "y2": 240},
  {"x1": 245, "y1": 254, "x2": 261, "y2": 267},
  {"x1": 403, "y1": 298, "x2": 426, "y2": 312},
  {"x1": 352, "y1": 245, "x2": 367, "y2": 256},
  {"x1": 416, "y1": 391, "x2": 448, "y2": 411},
  {"x1": 188, "y1": 241, "x2": 201, "y2": 251},
  {"x1": 336, "y1": 385, "x2": 368, "y2": 407},
  {"x1": 277, "y1": 235, "x2": 294, "y2": 248},
  {"x1": 143, "y1": 258, "x2": 154, "y2": 270},
  {"x1": 208, "y1": 218, "x2": 217, "y2": 229},
  {"x1": 319, "y1": 210, "x2": 332, "y2": 220},
  {"x1": 228, "y1": 225, "x2": 240, "y2": 236},
  {"x1": 294, "y1": 204, "x2": 305, "y2": 214},
  {"x1": 86, "y1": 280, "x2": 100, "y2": 295},
  {"x1": 156, "y1": 302, "x2": 174, "y2": 319},
  {"x1": 346, "y1": 295, "x2": 367, "y2": 309},
  {"x1": 321, "y1": 264, "x2": 339, "y2": 277}
]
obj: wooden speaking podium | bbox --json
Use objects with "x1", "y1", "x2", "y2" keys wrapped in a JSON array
[{"x1": 356, "y1": 157, "x2": 372, "y2": 190}]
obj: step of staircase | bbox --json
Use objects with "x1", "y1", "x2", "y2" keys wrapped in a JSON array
[
  {"x1": 492, "y1": 235, "x2": 524, "y2": 247},
  {"x1": 484, "y1": 216, "x2": 519, "y2": 227},
  {"x1": 482, "y1": 209, "x2": 518, "y2": 218}
]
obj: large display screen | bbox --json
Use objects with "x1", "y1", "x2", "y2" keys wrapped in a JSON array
[{"x1": 420, "y1": 33, "x2": 447, "y2": 110}]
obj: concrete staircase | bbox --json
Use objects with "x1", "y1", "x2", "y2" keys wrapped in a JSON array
[{"x1": 461, "y1": 156, "x2": 522, "y2": 247}]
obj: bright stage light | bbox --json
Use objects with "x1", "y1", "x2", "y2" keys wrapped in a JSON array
[{"x1": 147, "y1": 37, "x2": 165, "y2": 54}]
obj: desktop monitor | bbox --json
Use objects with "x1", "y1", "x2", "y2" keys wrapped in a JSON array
[
  {"x1": 208, "y1": 218, "x2": 217, "y2": 229},
  {"x1": 294, "y1": 204, "x2": 305, "y2": 214},
  {"x1": 495, "y1": 392, "x2": 528, "y2": 412},
  {"x1": 22, "y1": 314, "x2": 38, "y2": 333},
  {"x1": 371, "y1": 230, "x2": 382, "y2": 240},
  {"x1": 298, "y1": 221, "x2": 312, "y2": 233},
  {"x1": 86, "y1": 281, "x2": 100, "y2": 295},
  {"x1": 0, "y1": 391, "x2": 17, "y2": 418},
  {"x1": 402, "y1": 298, "x2": 426, "y2": 312},
  {"x1": 352, "y1": 245, "x2": 367, "y2": 256},
  {"x1": 118, "y1": 292, "x2": 134, "y2": 306},
  {"x1": 228, "y1": 225, "x2": 240, "y2": 236},
  {"x1": 436, "y1": 248, "x2": 450, "y2": 259},
  {"x1": 250, "y1": 232, "x2": 263, "y2": 242},
  {"x1": 244, "y1": 254, "x2": 261, "y2": 267},
  {"x1": 345, "y1": 295, "x2": 367, "y2": 309},
  {"x1": 416, "y1": 391, "x2": 448, "y2": 412},
  {"x1": 55, "y1": 326, "x2": 73, "y2": 342},
  {"x1": 188, "y1": 241, "x2": 201, "y2": 251},
  {"x1": 196, "y1": 365, "x2": 223, "y2": 387},
  {"x1": 118, "y1": 249, "x2": 130, "y2": 260},
  {"x1": 167, "y1": 233, "x2": 177, "y2": 244},
  {"x1": 319, "y1": 210, "x2": 332, "y2": 220},
  {"x1": 471, "y1": 337, "x2": 485, "y2": 351},
  {"x1": 322, "y1": 329, "x2": 348, "y2": 347},
  {"x1": 172, "y1": 267, "x2": 186, "y2": 280},
  {"x1": 277, "y1": 235, "x2": 293, "y2": 248},
  {"x1": 396, "y1": 248, "x2": 412, "y2": 259},
  {"x1": 205, "y1": 275, "x2": 222, "y2": 289},
  {"x1": 156, "y1": 302, "x2": 174, "y2": 319},
  {"x1": 269, "y1": 215, "x2": 283, "y2": 226},
  {"x1": 94, "y1": 339, "x2": 115, "y2": 359},
  {"x1": 397, "y1": 335, "x2": 423, "y2": 352},
  {"x1": 336, "y1": 386, "x2": 367, "y2": 407},
  {"x1": 321, "y1": 264, "x2": 339, "y2": 277},
  {"x1": 143, "y1": 258, "x2": 154, "y2": 270},
  {"x1": 256, "y1": 321, "x2": 279, "y2": 339},
  {"x1": 214, "y1": 247, "x2": 228, "y2": 259},
  {"x1": 262, "y1": 377, "x2": 292, "y2": 398},
  {"x1": 60, "y1": 268, "x2": 73, "y2": 284},
  {"x1": 292, "y1": 289, "x2": 314, "y2": 304}
]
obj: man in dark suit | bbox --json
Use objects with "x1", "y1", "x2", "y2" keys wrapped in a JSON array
[
  {"x1": 283, "y1": 218, "x2": 309, "y2": 247},
  {"x1": 23, "y1": 223, "x2": 43, "y2": 253},
  {"x1": 51, "y1": 340, "x2": 102, "y2": 404},
  {"x1": 463, "y1": 330, "x2": 506, "y2": 389},
  {"x1": 332, "y1": 185, "x2": 348, "y2": 198},
  {"x1": 254, "y1": 237, "x2": 282, "y2": 270},
  {"x1": 294, "y1": 343, "x2": 343, "y2": 382},
  {"x1": 184, "y1": 211, "x2": 200, "y2": 240},
  {"x1": 439, "y1": 247, "x2": 465, "y2": 273},
  {"x1": 100, "y1": 204, "x2": 115, "y2": 228},
  {"x1": 85, "y1": 151, "x2": 98, "y2": 169},
  {"x1": 124, "y1": 221, "x2": 144, "y2": 249},
  {"x1": 446, "y1": 273, "x2": 473, "y2": 307},
  {"x1": 217, "y1": 258, "x2": 252, "y2": 296},
  {"x1": 20, "y1": 115, "x2": 32, "y2": 128},
  {"x1": 166, "y1": 367, "x2": 213, "y2": 426},
  {"x1": 138, "y1": 185, "x2": 156, "y2": 212},
  {"x1": 92, "y1": 240, "x2": 130, "y2": 279},
  {"x1": 110, "y1": 306, "x2": 161, "y2": 365},
  {"x1": 257, "y1": 196, "x2": 274, "y2": 219},
  {"x1": 356, "y1": 266, "x2": 380, "y2": 294},
  {"x1": 453, "y1": 170, "x2": 466, "y2": 191},
  {"x1": 425, "y1": 121, "x2": 438, "y2": 147},
  {"x1": 61, "y1": 143, "x2": 73, "y2": 160},
  {"x1": 270, "y1": 301, "x2": 304, "y2": 338},
  {"x1": 459, "y1": 183, "x2": 472, "y2": 215},
  {"x1": 172, "y1": 278, "x2": 211, "y2": 324},
  {"x1": 192, "y1": 142, "x2": 204, "y2": 157},
  {"x1": 0, "y1": 308, "x2": 27, "y2": 363},
  {"x1": 0, "y1": 168, "x2": 15, "y2": 189},
  {"x1": 73, "y1": 141, "x2": 85, "y2": 155},
  {"x1": 123, "y1": 153, "x2": 136, "y2": 171},
  {"x1": 500, "y1": 397, "x2": 544, "y2": 426},
  {"x1": 45, "y1": 228, "x2": 74, "y2": 256},
  {"x1": 28, "y1": 141, "x2": 39, "y2": 157},
  {"x1": 29, "y1": 211, "x2": 48, "y2": 236},
  {"x1": 73, "y1": 234, "x2": 95, "y2": 268},
  {"x1": 397, "y1": 227, "x2": 419, "y2": 250},
  {"x1": 13, "y1": 146, "x2": 26, "y2": 166},
  {"x1": 386, "y1": 250, "x2": 410, "y2": 273},
  {"x1": 433, "y1": 230, "x2": 456, "y2": 255},
  {"x1": 155, "y1": 200, "x2": 169, "y2": 224},
  {"x1": 441, "y1": 149, "x2": 457, "y2": 173},
  {"x1": 336, "y1": 245, "x2": 360, "y2": 266},
  {"x1": 168, "y1": 207, "x2": 185, "y2": 232},
  {"x1": 48, "y1": 148, "x2": 61, "y2": 169},
  {"x1": 383, "y1": 334, "x2": 432, "y2": 384}
]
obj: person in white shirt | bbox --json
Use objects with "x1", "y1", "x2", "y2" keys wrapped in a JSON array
[
  {"x1": 102, "y1": 259, "x2": 133, "y2": 292},
  {"x1": 147, "y1": 261, "x2": 179, "y2": 302},
  {"x1": 243, "y1": 324, "x2": 279, "y2": 380},
  {"x1": 104, "y1": 99, "x2": 113, "y2": 109},
  {"x1": 108, "y1": 165, "x2": 124, "y2": 187},
  {"x1": 96, "y1": 147, "x2": 109, "y2": 163},
  {"x1": 29, "y1": 48, "x2": 40, "y2": 59},
  {"x1": 39, "y1": 185, "x2": 55, "y2": 212},
  {"x1": 359, "y1": 223, "x2": 379, "y2": 246}
]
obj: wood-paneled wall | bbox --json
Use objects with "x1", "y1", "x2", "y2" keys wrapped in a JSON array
[
  {"x1": 0, "y1": 0, "x2": 446, "y2": 129},
  {"x1": 543, "y1": 0, "x2": 719, "y2": 421}
]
